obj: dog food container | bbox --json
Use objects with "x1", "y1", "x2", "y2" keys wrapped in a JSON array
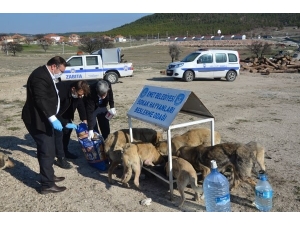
[{"x1": 105, "y1": 110, "x2": 114, "y2": 120}]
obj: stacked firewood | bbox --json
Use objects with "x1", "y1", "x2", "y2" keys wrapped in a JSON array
[{"x1": 240, "y1": 55, "x2": 300, "y2": 75}]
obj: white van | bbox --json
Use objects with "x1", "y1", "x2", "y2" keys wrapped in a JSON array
[{"x1": 166, "y1": 49, "x2": 240, "y2": 82}]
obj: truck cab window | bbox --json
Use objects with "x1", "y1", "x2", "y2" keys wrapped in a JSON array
[
  {"x1": 68, "y1": 57, "x2": 83, "y2": 67},
  {"x1": 86, "y1": 56, "x2": 98, "y2": 66}
]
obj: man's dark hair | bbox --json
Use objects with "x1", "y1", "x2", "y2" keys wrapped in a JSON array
[
  {"x1": 72, "y1": 80, "x2": 90, "y2": 96},
  {"x1": 47, "y1": 56, "x2": 68, "y2": 67}
]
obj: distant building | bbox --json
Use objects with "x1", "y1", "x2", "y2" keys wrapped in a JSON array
[
  {"x1": 68, "y1": 34, "x2": 80, "y2": 44},
  {"x1": 115, "y1": 35, "x2": 125, "y2": 42}
]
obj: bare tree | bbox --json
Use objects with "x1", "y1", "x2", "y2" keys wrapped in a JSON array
[
  {"x1": 169, "y1": 44, "x2": 181, "y2": 62},
  {"x1": 78, "y1": 36, "x2": 114, "y2": 54},
  {"x1": 261, "y1": 42, "x2": 272, "y2": 57},
  {"x1": 247, "y1": 41, "x2": 272, "y2": 58}
]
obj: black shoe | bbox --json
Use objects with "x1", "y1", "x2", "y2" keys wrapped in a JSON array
[
  {"x1": 64, "y1": 151, "x2": 78, "y2": 159},
  {"x1": 41, "y1": 183, "x2": 66, "y2": 194},
  {"x1": 54, "y1": 175, "x2": 65, "y2": 182},
  {"x1": 56, "y1": 157, "x2": 72, "y2": 169}
]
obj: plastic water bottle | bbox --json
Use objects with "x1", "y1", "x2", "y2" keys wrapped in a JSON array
[
  {"x1": 255, "y1": 171, "x2": 273, "y2": 212},
  {"x1": 203, "y1": 160, "x2": 231, "y2": 212}
]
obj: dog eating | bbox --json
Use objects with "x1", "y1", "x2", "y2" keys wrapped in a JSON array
[
  {"x1": 156, "y1": 127, "x2": 221, "y2": 156},
  {"x1": 104, "y1": 128, "x2": 163, "y2": 184},
  {"x1": 165, "y1": 156, "x2": 203, "y2": 207},
  {"x1": 176, "y1": 141, "x2": 266, "y2": 191},
  {"x1": 121, "y1": 142, "x2": 165, "y2": 189}
]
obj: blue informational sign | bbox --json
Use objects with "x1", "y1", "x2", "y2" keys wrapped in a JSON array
[{"x1": 127, "y1": 85, "x2": 191, "y2": 129}]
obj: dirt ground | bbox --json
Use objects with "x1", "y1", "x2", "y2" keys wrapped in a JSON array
[{"x1": 0, "y1": 51, "x2": 300, "y2": 217}]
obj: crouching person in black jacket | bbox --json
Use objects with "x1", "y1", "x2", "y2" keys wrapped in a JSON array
[
  {"x1": 84, "y1": 80, "x2": 116, "y2": 141},
  {"x1": 55, "y1": 80, "x2": 90, "y2": 169}
]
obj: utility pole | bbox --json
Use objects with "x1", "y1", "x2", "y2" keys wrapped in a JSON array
[
  {"x1": 158, "y1": 33, "x2": 159, "y2": 42},
  {"x1": 62, "y1": 42, "x2": 64, "y2": 54}
]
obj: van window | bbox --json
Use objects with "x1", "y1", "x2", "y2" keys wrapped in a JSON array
[
  {"x1": 216, "y1": 53, "x2": 227, "y2": 63},
  {"x1": 86, "y1": 56, "x2": 98, "y2": 66},
  {"x1": 68, "y1": 57, "x2": 83, "y2": 67},
  {"x1": 228, "y1": 53, "x2": 238, "y2": 62},
  {"x1": 199, "y1": 54, "x2": 213, "y2": 63},
  {"x1": 181, "y1": 52, "x2": 201, "y2": 62}
]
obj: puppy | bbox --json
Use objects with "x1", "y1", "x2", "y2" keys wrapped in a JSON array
[
  {"x1": 104, "y1": 128, "x2": 163, "y2": 184},
  {"x1": 177, "y1": 141, "x2": 266, "y2": 191},
  {"x1": 156, "y1": 127, "x2": 221, "y2": 156},
  {"x1": 165, "y1": 156, "x2": 203, "y2": 207},
  {"x1": 0, "y1": 152, "x2": 15, "y2": 170},
  {"x1": 121, "y1": 142, "x2": 165, "y2": 189}
]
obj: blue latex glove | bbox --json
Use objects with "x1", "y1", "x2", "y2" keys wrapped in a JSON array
[
  {"x1": 65, "y1": 123, "x2": 78, "y2": 129},
  {"x1": 51, "y1": 119, "x2": 63, "y2": 131}
]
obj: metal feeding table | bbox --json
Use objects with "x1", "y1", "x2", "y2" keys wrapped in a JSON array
[{"x1": 127, "y1": 85, "x2": 215, "y2": 200}]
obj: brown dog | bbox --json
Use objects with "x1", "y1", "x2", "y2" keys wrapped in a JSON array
[
  {"x1": 165, "y1": 156, "x2": 203, "y2": 207},
  {"x1": 177, "y1": 141, "x2": 266, "y2": 191},
  {"x1": 104, "y1": 128, "x2": 163, "y2": 184},
  {"x1": 156, "y1": 127, "x2": 221, "y2": 156},
  {"x1": 0, "y1": 152, "x2": 15, "y2": 170},
  {"x1": 121, "y1": 142, "x2": 165, "y2": 189}
]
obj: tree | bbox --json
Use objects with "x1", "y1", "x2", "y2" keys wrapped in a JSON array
[
  {"x1": 1, "y1": 42, "x2": 9, "y2": 55},
  {"x1": 260, "y1": 42, "x2": 272, "y2": 57},
  {"x1": 247, "y1": 41, "x2": 263, "y2": 58},
  {"x1": 39, "y1": 39, "x2": 52, "y2": 52},
  {"x1": 78, "y1": 36, "x2": 114, "y2": 54},
  {"x1": 168, "y1": 44, "x2": 181, "y2": 62},
  {"x1": 7, "y1": 42, "x2": 23, "y2": 56},
  {"x1": 247, "y1": 41, "x2": 272, "y2": 58}
]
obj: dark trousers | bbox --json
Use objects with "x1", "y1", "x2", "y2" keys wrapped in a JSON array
[
  {"x1": 24, "y1": 123, "x2": 55, "y2": 188},
  {"x1": 93, "y1": 112, "x2": 110, "y2": 140},
  {"x1": 55, "y1": 125, "x2": 74, "y2": 157},
  {"x1": 62, "y1": 127, "x2": 73, "y2": 152},
  {"x1": 54, "y1": 129, "x2": 64, "y2": 158}
]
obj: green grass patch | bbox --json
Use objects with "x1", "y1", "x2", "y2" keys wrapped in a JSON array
[{"x1": 7, "y1": 127, "x2": 20, "y2": 131}]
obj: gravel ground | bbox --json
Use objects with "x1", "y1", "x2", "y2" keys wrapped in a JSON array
[{"x1": 0, "y1": 53, "x2": 299, "y2": 222}]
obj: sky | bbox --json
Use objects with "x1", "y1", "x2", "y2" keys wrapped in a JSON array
[
  {"x1": 0, "y1": 1, "x2": 295, "y2": 35},
  {"x1": 0, "y1": 13, "x2": 152, "y2": 34}
]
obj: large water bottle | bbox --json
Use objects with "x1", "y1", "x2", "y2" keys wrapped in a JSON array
[
  {"x1": 203, "y1": 160, "x2": 231, "y2": 212},
  {"x1": 255, "y1": 171, "x2": 273, "y2": 212}
]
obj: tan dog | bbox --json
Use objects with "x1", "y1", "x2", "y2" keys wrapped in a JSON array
[
  {"x1": 104, "y1": 128, "x2": 163, "y2": 184},
  {"x1": 0, "y1": 152, "x2": 15, "y2": 170},
  {"x1": 156, "y1": 127, "x2": 221, "y2": 156},
  {"x1": 165, "y1": 156, "x2": 203, "y2": 207},
  {"x1": 121, "y1": 142, "x2": 165, "y2": 189},
  {"x1": 177, "y1": 141, "x2": 266, "y2": 191}
]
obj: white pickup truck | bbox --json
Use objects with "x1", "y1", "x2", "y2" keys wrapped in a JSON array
[{"x1": 59, "y1": 48, "x2": 133, "y2": 84}]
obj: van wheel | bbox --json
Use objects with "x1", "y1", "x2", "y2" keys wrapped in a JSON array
[
  {"x1": 105, "y1": 72, "x2": 119, "y2": 84},
  {"x1": 183, "y1": 70, "x2": 194, "y2": 82},
  {"x1": 226, "y1": 70, "x2": 237, "y2": 82}
]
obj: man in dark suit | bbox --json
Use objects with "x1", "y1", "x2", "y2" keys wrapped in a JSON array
[
  {"x1": 84, "y1": 80, "x2": 116, "y2": 141},
  {"x1": 54, "y1": 80, "x2": 90, "y2": 169},
  {"x1": 22, "y1": 56, "x2": 74, "y2": 194}
]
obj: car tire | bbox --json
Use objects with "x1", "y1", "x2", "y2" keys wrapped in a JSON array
[
  {"x1": 105, "y1": 72, "x2": 119, "y2": 84},
  {"x1": 183, "y1": 70, "x2": 194, "y2": 82},
  {"x1": 226, "y1": 70, "x2": 237, "y2": 82}
]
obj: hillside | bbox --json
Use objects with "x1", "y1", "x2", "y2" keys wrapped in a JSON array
[{"x1": 95, "y1": 13, "x2": 300, "y2": 39}]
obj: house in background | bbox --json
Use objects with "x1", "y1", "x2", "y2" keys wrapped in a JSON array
[
  {"x1": 115, "y1": 35, "x2": 125, "y2": 42},
  {"x1": 12, "y1": 34, "x2": 26, "y2": 43},
  {"x1": 68, "y1": 34, "x2": 80, "y2": 45},
  {"x1": 43, "y1": 33, "x2": 62, "y2": 44}
]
